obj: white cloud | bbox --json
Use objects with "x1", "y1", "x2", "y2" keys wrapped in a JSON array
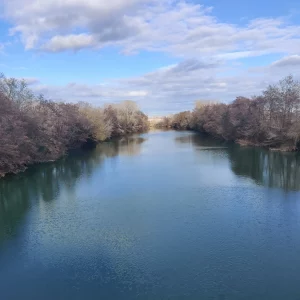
[
  {"x1": 127, "y1": 90, "x2": 148, "y2": 97},
  {"x1": 43, "y1": 34, "x2": 97, "y2": 52},
  {"x1": 2, "y1": 1, "x2": 300, "y2": 115},
  {"x1": 22, "y1": 77, "x2": 40, "y2": 85},
  {"x1": 4, "y1": 0, "x2": 150, "y2": 50},
  {"x1": 29, "y1": 56, "x2": 300, "y2": 115},
  {"x1": 270, "y1": 55, "x2": 300, "y2": 68},
  {"x1": 2, "y1": 0, "x2": 300, "y2": 59},
  {"x1": 25, "y1": 59, "x2": 248, "y2": 113},
  {"x1": 249, "y1": 55, "x2": 300, "y2": 77}
]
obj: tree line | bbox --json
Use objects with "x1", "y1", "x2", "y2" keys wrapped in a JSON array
[
  {"x1": 157, "y1": 76, "x2": 300, "y2": 151},
  {"x1": 2, "y1": 73, "x2": 299, "y2": 176},
  {"x1": 0, "y1": 73, "x2": 149, "y2": 177}
]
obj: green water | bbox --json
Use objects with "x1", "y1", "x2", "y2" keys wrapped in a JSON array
[{"x1": 1, "y1": 130, "x2": 300, "y2": 299}]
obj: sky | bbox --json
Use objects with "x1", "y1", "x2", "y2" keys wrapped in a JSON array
[{"x1": 0, "y1": 0, "x2": 300, "y2": 115}]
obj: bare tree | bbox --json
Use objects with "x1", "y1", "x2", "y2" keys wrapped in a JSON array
[
  {"x1": 171, "y1": 76, "x2": 300, "y2": 150},
  {"x1": 0, "y1": 73, "x2": 35, "y2": 110}
]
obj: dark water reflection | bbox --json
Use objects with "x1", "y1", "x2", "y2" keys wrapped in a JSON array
[
  {"x1": 0, "y1": 136, "x2": 146, "y2": 245},
  {"x1": 228, "y1": 146, "x2": 300, "y2": 191},
  {"x1": 177, "y1": 133, "x2": 300, "y2": 191},
  {"x1": 1, "y1": 131, "x2": 300, "y2": 300}
]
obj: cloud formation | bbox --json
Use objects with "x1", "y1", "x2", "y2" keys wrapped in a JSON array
[
  {"x1": 270, "y1": 55, "x2": 300, "y2": 68},
  {"x1": 27, "y1": 58, "x2": 287, "y2": 115},
  {"x1": 27, "y1": 51, "x2": 300, "y2": 115},
  {"x1": 2, "y1": 0, "x2": 300, "y2": 59},
  {"x1": 2, "y1": 1, "x2": 300, "y2": 114},
  {"x1": 22, "y1": 77, "x2": 40, "y2": 85},
  {"x1": 250, "y1": 55, "x2": 300, "y2": 77}
]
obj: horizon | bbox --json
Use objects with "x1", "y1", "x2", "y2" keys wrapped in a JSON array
[{"x1": 1, "y1": 0, "x2": 300, "y2": 115}]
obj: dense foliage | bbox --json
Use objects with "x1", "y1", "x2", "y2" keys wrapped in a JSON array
[
  {"x1": 160, "y1": 76, "x2": 300, "y2": 151},
  {"x1": 0, "y1": 74, "x2": 149, "y2": 177}
]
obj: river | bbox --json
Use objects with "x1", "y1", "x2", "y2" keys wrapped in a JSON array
[{"x1": 1, "y1": 130, "x2": 300, "y2": 300}]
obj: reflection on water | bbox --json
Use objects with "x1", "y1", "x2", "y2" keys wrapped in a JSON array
[
  {"x1": 2, "y1": 132, "x2": 300, "y2": 246},
  {"x1": 175, "y1": 133, "x2": 228, "y2": 149},
  {"x1": 2, "y1": 131, "x2": 300, "y2": 300},
  {"x1": 177, "y1": 132, "x2": 300, "y2": 191},
  {"x1": 117, "y1": 136, "x2": 146, "y2": 156},
  {"x1": 228, "y1": 146, "x2": 300, "y2": 191},
  {"x1": 0, "y1": 136, "x2": 146, "y2": 245},
  {"x1": 2, "y1": 131, "x2": 300, "y2": 245}
]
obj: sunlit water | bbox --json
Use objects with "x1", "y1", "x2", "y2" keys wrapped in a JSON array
[{"x1": 1, "y1": 130, "x2": 300, "y2": 300}]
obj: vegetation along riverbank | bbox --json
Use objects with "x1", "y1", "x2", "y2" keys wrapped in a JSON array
[
  {"x1": 0, "y1": 73, "x2": 149, "y2": 177},
  {"x1": 1, "y1": 74, "x2": 300, "y2": 177},
  {"x1": 156, "y1": 76, "x2": 300, "y2": 152}
]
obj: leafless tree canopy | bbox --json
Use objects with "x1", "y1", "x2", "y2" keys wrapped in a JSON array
[
  {"x1": 161, "y1": 76, "x2": 300, "y2": 151},
  {"x1": 0, "y1": 74, "x2": 149, "y2": 177},
  {"x1": 2, "y1": 73, "x2": 299, "y2": 176}
]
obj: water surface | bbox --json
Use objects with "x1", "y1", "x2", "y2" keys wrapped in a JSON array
[{"x1": 1, "y1": 130, "x2": 300, "y2": 300}]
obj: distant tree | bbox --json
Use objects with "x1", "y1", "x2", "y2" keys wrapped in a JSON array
[
  {"x1": 172, "y1": 75, "x2": 300, "y2": 150},
  {"x1": 0, "y1": 73, "x2": 35, "y2": 110},
  {"x1": 172, "y1": 111, "x2": 193, "y2": 130}
]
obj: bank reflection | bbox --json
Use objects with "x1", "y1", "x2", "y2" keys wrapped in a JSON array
[
  {"x1": 175, "y1": 133, "x2": 228, "y2": 148},
  {"x1": 228, "y1": 146, "x2": 300, "y2": 191},
  {"x1": 0, "y1": 136, "x2": 146, "y2": 245},
  {"x1": 181, "y1": 132, "x2": 300, "y2": 191}
]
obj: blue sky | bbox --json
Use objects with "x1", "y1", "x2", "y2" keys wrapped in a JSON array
[
  {"x1": 0, "y1": 0, "x2": 300, "y2": 115},
  {"x1": 199, "y1": 0, "x2": 300, "y2": 22}
]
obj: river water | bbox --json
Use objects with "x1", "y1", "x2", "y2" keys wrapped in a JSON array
[{"x1": 1, "y1": 130, "x2": 300, "y2": 300}]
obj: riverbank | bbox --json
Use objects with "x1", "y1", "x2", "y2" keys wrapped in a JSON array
[
  {"x1": 0, "y1": 75, "x2": 149, "y2": 178},
  {"x1": 154, "y1": 76, "x2": 300, "y2": 153},
  {"x1": 156, "y1": 76, "x2": 300, "y2": 152},
  {"x1": 0, "y1": 131, "x2": 149, "y2": 178},
  {"x1": 154, "y1": 125, "x2": 299, "y2": 152},
  {"x1": 236, "y1": 139, "x2": 299, "y2": 152}
]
